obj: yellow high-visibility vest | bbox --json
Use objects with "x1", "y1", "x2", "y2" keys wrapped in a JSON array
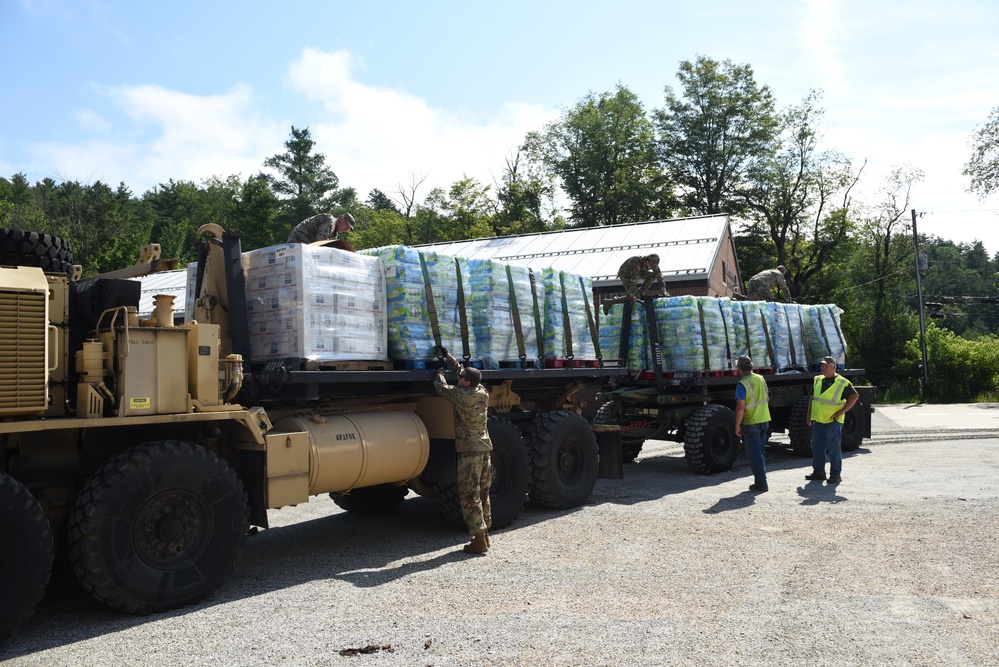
[
  {"x1": 740, "y1": 373, "x2": 771, "y2": 425},
  {"x1": 811, "y1": 374, "x2": 850, "y2": 424}
]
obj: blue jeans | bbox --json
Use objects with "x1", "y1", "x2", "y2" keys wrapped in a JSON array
[
  {"x1": 742, "y1": 422, "x2": 768, "y2": 486},
  {"x1": 811, "y1": 420, "x2": 843, "y2": 476}
]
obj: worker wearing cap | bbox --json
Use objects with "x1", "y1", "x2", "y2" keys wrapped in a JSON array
[
  {"x1": 287, "y1": 212, "x2": 355, "y2": 244},
  {"x1": 734, "y1": 355, "x2": 771, "y2": 492},
  {"x1": 617, "y1": 253, "x2": 667, "y2": 303},
  {"x1": 745, "y1": 265, "x2": 791, "y2": 302},
  {"x1": 805, "y1": 356, "x2": 859, "y2": 484},
  {"x1": 433, "y1": 357, "x2": 492, "y2": 555}
]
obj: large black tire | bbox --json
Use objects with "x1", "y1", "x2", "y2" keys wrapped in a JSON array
[
  {"x1": 841, "y1": 400, "x2": 866, "y2": 452},
  {"x1": 593, "y1": 401, "x2": 645, "y2": 463},
  {"x1": 0, "y1": 473, "x2": 54, "y2": 638},
  {"x1": 525, "y1": 411, "x2": 599, "y2": 509},
  {"x1": 0, "y1": 228, "x2": 74, "y2": 275},
  {"x1": 67, "y1": 440, "x2": 249, "y2": 615},
  {"x1": 436, "y1": 417, "x2": 530, "y2": 530},
  {"x1": 788, "y1": 397, "x2": 813, "y2": 456},
  {"x1": 683, "y1": 404, "x2": 739, "y2": 474},
  {"x1": 331, "y1": 484, "x2": 408, "y2": 513}
]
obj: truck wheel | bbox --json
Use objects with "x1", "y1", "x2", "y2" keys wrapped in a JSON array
[
  {"x1": 841, "y1": 400, "x2": 866, "y2": 452},
  {"x1": 683, "y1": 404, "x2": 739, "y2": 474},
  {"x1": 0, "y1": 472, "x2": 54, "y2": 638},
  {"x1": 436, "y1": 417, "x2": 530, "y2": 530},
  {"x1": 0, "y1": 228, "x2": 74, "y2": 276},
  {"x1": 331, "y1": 484, "x2": 408, "y2": 513},
  {"x1": 788, "y1": 397, "x2": 813, "y2": 456},
  {"x1": 525, "y1": 411, "x2": 599, "y2": 509},
  {"x1": 593, "y1": 401, "x2": 645, "y2": 463},
  {"x1": 67, "y1": 440, "x2": 249, "y2": 615}
]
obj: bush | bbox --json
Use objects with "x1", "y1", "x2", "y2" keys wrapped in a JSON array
[{"x1": 899, "y1": 322, "x2": 999, "y2": 402}]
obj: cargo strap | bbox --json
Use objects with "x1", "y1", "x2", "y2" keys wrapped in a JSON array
[
  {"x1": 644, "y1": 297, "x2": 666, "y2": 390},
  {"x1": 618, "y1": 299, "x2": 633, "y2": 367},
  {"x1": 454, "y1": 258, "x2": 471, "y2": 363},
  {"x1": 761, "y1": 308, "x2": 776, "y2": 369},
  {"x1": 579, "y1": 276, "x2": 601, "y2": 364},
  {"x1": 715, "y1": 298, "x2": 732, "y2": 369},
  {"x1": 696, "y1": 299, "x2": 710, "y2": 371},
  {"x1": 559, "y1": 272, "x2": 574, "y2": 360},
  {"x1": 794, "y1": 307, "x2": 809, "y2": 365},
  {"x1": 825, "y1": 305, "x2": 848, "y2": 361},
  {"x1": 506, "y1": 264, "x2": 528, "y2": 362},
  {"x1": 529, "y1": 269, "x2": 545, "y2": 358},
  {"x1": 740, "y1": 303, "x2": 753, "y2": 361},
  {"x1": 419, "y1": 253, "x2": 445, "y2": 362},
  {"x1": 783, "y1": 306, "x2": 798, "y2": 367}
]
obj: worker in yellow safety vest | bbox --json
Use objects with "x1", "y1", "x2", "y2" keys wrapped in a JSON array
[
  {"x1": 734, "y1": 355, "x2": 771, "y2": 493},
  {"x1": 805, "y1": 356, "x2": 859, "y2": 484}
]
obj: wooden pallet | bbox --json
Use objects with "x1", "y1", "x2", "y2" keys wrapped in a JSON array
[{"x1": 303, "y1": 359, "x2": 391, "y2": 371}]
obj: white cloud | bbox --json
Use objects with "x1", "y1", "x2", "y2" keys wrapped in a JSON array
[
  {"x1": 285, "y1": 48, "x2": 556, "y2": 199},
  {"x1": 31, "y1": 84, "x2": 286, "y2": 191},
  {"x1": 75, "y1": 109, "x2": 111, "y2": 133}
]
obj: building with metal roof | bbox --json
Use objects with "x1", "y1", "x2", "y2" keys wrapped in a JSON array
[
  {"x1": 416, "y1": 214, "x2": 744, "y2": 299},
  {"x1": 130, "y1": 268, "x2": 190, "y2": 322}
]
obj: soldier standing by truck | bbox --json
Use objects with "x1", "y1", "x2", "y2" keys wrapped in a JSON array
[{"x1": 433, "y1": 357, "x2": 493, "y2": 555}]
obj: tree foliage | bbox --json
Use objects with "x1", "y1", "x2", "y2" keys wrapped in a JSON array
[
  {"x1": 655, "y1": 56, "x2": 778, "y2": 216},
  {"x1": 263, "y1": 126, "x2": 342, "y2": 236},
  {"x1": 525, "y1": 84, "x2": 671, "y2": 226},
  {"x1": 963, "y1": 106, "x2": 999, "y2": 199}
]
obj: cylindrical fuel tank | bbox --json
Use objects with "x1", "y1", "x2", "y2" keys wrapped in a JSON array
[{"x1": 273, "y1": 411, "x2": 430, "y2": 495}]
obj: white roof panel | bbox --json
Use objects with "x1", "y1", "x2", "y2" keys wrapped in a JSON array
[{"x1": 416, "y1": 215, "x2": 733, "y2": 285}]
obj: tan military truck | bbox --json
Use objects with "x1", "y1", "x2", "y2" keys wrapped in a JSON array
[{"x1": 0, "y1": 226, "x2": 623, "y2": 637}]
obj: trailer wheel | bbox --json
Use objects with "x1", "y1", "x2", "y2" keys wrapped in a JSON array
[
  {"x1": 436, "y1": 417, "x2": 530, "y2": 530},
  {"x1": 593, "y1": 401, "x2": 645, "y2": 463},
  {"x1": 525, "y1": 411, "x2": 598, "y2": 509},
  {"x1": 331, "y1": 484, "x2": 408, "y2": 513},
  {"x1": 788, "y1": 397, "x2": 812, "y2": 456},
  {"x1": 0, "y1": 228, "x2": 74, "y2": 276},
  {"x1": 683, "y1": 404, "x2": 739, "y2": 474},
  {"x1": 67, "y1": 440, "x2": 249, "y2": 615},
  {"x1": 0, "y1": 472, "x2": 54, "y2": 638},
  {"x1": 841, "y1": 400, "x2": 866, "y2": 452}
]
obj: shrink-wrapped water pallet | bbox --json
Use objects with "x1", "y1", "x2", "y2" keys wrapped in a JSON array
[{"x1": 242, "y1": 244, "x2": 387, "y2": 362}]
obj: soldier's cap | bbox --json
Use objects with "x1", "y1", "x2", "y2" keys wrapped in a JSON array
[
  {"x1": 336, "y1": 212, "x2": 356, "y2": 231},
  {"x1": 820, "y1": 356, "x2": 837, "y2": 366},
  {"x1": 737, "y1": 355, "x2": 753, "y2": 371}
]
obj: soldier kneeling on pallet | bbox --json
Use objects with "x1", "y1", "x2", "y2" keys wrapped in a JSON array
[{"x1": 603, "y1": 254, "x2": 668, "y2": 314}]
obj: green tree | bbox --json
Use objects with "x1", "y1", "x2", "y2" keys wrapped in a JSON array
[
  {"x1": 412, "y1": 177, "x2": 495, "y2": 244},
  {"x1": 493, "y1": 150, "x2": 553, "y2": 235},
  {"x1": 0, "y1": 173, "x2": 46, "y2": 231},
  {"x1": 841, "y1": 166, "x2": 923, "y2": 393},
  {"x1": 655, "y1": 55, "x2": 779, "y2": 216},
  {"x1": 143, "y1": 179, "x2": 213, "y2": 264},
  {"x1": 263, "y1": 126, "x2": 341, "y2": 235},
  {"x1": 963, "y1": 106, "x2": 999, "y2": 199},
  {"x1": 525, "y1": 84, "x2": 671, "y2": 227},
  {"x1": 367, "y1": 188, "x2": 400, "y2": 214},
  {"x1": 737, "y1": 92, "x2": 860, "y2": 299}
]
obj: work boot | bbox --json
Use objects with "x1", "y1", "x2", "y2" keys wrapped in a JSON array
[
  {"x1": 484, "y1": 530, "x2": 490, "y2": 548},
  {"x1": 463, "y1": 530, "x2": 489, "y2": 555},
  {"x1": 805, "y1": 471, "x2": 827, "y2": 481}
]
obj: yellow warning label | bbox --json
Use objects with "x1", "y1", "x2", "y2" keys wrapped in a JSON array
[{"x1": 130, "y1": 397, "x2": 151, "y2": 409}]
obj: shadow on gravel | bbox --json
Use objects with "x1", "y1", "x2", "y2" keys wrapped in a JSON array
[
  {"x1": 0, "y1": 496, "x2": 512, "y2": 658},
  {"x1": 796, "y1": 481, "x2": 848, "y2": 504},
  {"x1": 2, "y1": 446, "x2": 872, "y2": 658}
]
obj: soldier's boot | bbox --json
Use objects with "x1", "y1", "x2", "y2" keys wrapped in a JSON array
[
  {"x1": 463, "y1": 530, "x2": 489, "y2": 555},
  {"x1": 484, "y1": 530, "x2": 490, "y2": 548}
]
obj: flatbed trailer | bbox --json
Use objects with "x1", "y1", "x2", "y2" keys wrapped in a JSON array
[{"x1": 593, "y1": 297, "x2": 875, "y2": 470}]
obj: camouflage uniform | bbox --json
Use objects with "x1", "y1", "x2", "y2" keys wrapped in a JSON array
[
  {"x1": 617, "y1": 254, "x2": 667, "y2": 302},
  {"x1": 287, "y1": 212, "x2": 355, "y2": 244},
  {"x1": 746, "y1": 267, "x2": 791, "y2": 302},
  {"x1": 433, "y1": 371, "x2": 492, "y2": 536}
]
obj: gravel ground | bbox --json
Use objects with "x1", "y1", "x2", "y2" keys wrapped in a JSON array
[{"x1": 2, "y1": 430, "x2": 998, "y2": 667}]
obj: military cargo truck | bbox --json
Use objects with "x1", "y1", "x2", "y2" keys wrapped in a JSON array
[{"x1": 0, "y1": 226, "x2": 622, "y2": 637}]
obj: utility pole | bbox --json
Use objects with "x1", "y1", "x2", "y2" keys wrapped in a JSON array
[{"x1": 911, "y1": 209, "x2": 930, "y2": 396}]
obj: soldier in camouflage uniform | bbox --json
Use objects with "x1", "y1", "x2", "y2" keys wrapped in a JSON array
[
  {"x1": 286, "y1": 212, "x2": 355, "y2": 244},
  {"x1": 746, "y1": 265, "x2": 791, "y2": 302},
  {"x1": 433, "y1": 355, "x2": 492, "y2": 555},
  {"x1": 617, "y1": 254, "x2": 667, "y2": 303}
]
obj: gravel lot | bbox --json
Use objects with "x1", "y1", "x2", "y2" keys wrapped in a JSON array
[{"x1": 3, "y1": 410, "x2": 998, "y2": 667}]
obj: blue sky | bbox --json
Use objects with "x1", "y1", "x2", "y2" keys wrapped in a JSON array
[{"x1": 2, "y1": 0, "x2": 997, "y2": 252}]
